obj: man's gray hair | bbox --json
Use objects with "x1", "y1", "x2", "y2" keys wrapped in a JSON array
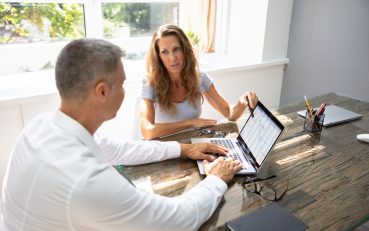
[{"x1": 55, "y1": 38, "x2": 124, "y2": 101}]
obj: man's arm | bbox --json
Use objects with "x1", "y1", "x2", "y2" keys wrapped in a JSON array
[
  {"x1": 95, "y1": 136, "x2": 180, "y2": 165},
  {"x1": 70, "y1": 158, "x2": 240, "y2": 231},
  {"x1": 95, "y1": 135, "x2": 229, "y2": 165}
]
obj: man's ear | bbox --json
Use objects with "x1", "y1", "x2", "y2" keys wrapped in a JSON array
[{"x1": 95, "y1": 81, "x2": 109, "y2": 103}]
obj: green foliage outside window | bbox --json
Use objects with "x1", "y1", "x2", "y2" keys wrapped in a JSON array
[
  {"x1": 103, "y1": 3, "x2": 150, "y2": 38},
  {"x1": 0, "y1": 2, "x2": 178, "y2": 43},
  {"x1": 186, "y1": 31, "x2": 200, "y2": 45},
  {"x1": 0, "y1": 2, "x2": 84, "y2": 44},
  {"x1": 103, "y1": 2, "x2": 179, "y2": 38}
]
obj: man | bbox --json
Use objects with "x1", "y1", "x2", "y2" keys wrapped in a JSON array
[{"x1": 1, "y1": 38, "x2": 241, "y2": 231}]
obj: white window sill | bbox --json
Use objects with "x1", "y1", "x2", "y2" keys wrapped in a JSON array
[
  {"x1": 199, "y1": 53, "x2": 289, "y2": 74},
  {"x1": 0, "y1": 54, "x2": 289, "y2": 106},
  {"x1": 0, "y1": 70, "x2": 57, "y2": 106}
]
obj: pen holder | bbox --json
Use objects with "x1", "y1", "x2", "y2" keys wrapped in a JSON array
[{"x1": 303, "y1": 111, "x2": 325, "y2": 133}]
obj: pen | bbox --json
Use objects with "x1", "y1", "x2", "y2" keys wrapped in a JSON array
[
  {"x1": 315, "y1": 101, "x2": 327, "y2": 117},
  {"x1": 246, "y1": 95, "x2": 254, "y2": 117},
  {"x1": 305, "y1": 101, "x2": 327, "y2": 127},
  {"x1": 304, "y1": 95, "x2": 313, "y2": 116}
]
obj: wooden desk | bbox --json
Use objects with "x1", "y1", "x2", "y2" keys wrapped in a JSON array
[{"x1": 123, "y1": 93, "x2": 369, "y2": 231}]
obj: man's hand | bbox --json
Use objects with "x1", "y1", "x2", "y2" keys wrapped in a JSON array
[
  {"x1": 180, "y1": 143, "x2": 228, "y2": 161},
  {"x1": 203, "y1": 157, "x2": 242, "y2": 183}
]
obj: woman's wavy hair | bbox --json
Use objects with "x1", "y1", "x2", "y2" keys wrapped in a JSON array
[{"x1": 146, "y1": 24, "x2": 202, "y2": 113}]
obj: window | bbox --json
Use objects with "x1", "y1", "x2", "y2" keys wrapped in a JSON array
[
  {"x1": 0, "y1": 2, "x2": 85, "y2": 75},
  {"x1": 102, "y1": 2, "x2": 179, "y2": 60},
  {"x1": 0, "y1": 0, "x2": 180, "y2": 77},
  {"x1": 0, "y1": 2, "x2": 85, "y2": 44}
]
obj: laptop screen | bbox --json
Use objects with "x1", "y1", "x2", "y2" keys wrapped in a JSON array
[{"x1": 239, "y1": 102, "x2": 284, "y2": 166}]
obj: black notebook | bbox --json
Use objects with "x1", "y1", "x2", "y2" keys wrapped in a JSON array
[{"x1": 225, "y1": 203, "x2": 308, "y2": 231}]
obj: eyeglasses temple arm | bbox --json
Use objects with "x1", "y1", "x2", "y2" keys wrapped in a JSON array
[{"x1": 252, "y1": 174, "x2": 277, "y2": 183}]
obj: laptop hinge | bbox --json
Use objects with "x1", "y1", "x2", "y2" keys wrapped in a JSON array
[{"x1": 236, "y1": 136, "x2": 259, "y2": 169}]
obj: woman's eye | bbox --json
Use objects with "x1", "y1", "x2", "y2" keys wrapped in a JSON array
[
  {"x1": 173, "y1": 47, "x2": 181, "y2": 52},
  {"x1": 161, "y1": 50, "x2": 169, "y2": 55}
]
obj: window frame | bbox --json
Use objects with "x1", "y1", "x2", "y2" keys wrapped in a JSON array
[
  {"x1": 1, "y1": 0, "x2": 182, "y2": 38},
  {"x1": 0, "y1": 0, "x2": 182, "y2": 76}
]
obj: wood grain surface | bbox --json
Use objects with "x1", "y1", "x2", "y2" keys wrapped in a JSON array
[{"x1": 122, "y1": 93, "x2": 369, "y2": 231}]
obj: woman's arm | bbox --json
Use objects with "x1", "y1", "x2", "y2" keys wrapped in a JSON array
[
  {"x1": 204, "y1": 84, "x2": 258, "y2": 121},
  {"x1": 140, "y1": 99, "x2": 217, "y2": 140}
]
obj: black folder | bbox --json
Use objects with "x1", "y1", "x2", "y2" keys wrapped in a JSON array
[{"x1": 225, "y1": 203, "x2": 308, "y2": 231}]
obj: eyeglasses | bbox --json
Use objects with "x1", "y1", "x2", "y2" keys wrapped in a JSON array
[
  {"x1": 242, "y1": 175, "x2": 289, "y2": 202},
  {"x1": 198, "y1": 128, "x2": 226, "y2": 138}
]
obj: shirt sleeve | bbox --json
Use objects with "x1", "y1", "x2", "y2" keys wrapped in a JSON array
[
  {"x1": 141, "y1": 76, "x2": 155, "y2": 100},
  {"x1": 199, "y1": 71, "x2": 214, "y2": 93},
  {"x1": 70, "y1": 166, "x2": 228, "y2": 231},
  {"x1": 94, "y1": 135, "x2": 180, "y2": 165}
]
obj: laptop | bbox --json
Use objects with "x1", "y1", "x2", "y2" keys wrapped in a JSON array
[
  {"x1": 297, "y1": 105, "x2": 362, "y2": 127},
  {"x1": 191, "y1": 101, "x2": 285, "y2": 175}
]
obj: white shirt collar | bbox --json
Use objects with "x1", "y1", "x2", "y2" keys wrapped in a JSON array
[{"x1": 53, "y1": 110, "x2": 100, "y2": 154}]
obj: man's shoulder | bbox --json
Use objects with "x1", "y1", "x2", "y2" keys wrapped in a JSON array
[
  {"x1": 21, "y1": 111, "x2": 54, "y2": 134},
  {"x1": 29, "y1": 111, "x2": 54, "y2": 122}
]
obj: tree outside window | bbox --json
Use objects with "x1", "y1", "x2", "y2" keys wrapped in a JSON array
[
  {"x1": 0, "y1": 1, "x2": 179, "y2": 75},
  {"x1": 0, "y1": 2, "x2": 84, "y2": 44},
  {"x1": 102, "y1": 3, "x2": 179, "y2": 38}
]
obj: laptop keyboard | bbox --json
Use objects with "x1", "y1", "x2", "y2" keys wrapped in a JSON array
[{"x1": 210, "y1": 139, "x2": 248, "y2": 169}]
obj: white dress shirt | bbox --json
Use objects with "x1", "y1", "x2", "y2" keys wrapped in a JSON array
[{"x1": 1, "y1": 110, "x2": 227, "y2": 231}]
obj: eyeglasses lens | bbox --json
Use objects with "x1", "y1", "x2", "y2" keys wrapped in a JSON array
[
  {"x1": 243, "y1": 177, "x2": 288, "y2": 202},
  {"x1": 259, "y1": 186, "x2": 277, "y2": 201}
]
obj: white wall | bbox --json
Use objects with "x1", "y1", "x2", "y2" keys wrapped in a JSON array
[
  {"x1": 281, "y1": 0, "x2": 369, "y2": 105},
  {"x1": 203, "y1": 64, "x2": 285, "y2": 120},
  {"x1": 227, "y1": 0, "x2": 268, "y2": 60},
  {"x1": 263, "y1": 0, "x2": 294, "y2": 61},
  {"x1": 227, "y1": 0, "x2": 293, "y2": 62}
]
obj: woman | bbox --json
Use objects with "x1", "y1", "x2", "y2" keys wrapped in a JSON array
[{"x1": 140, "y1": 24, "x2": 258, "y2": 140}]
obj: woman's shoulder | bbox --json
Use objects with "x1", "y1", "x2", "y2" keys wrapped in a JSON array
[
  {"x1": 198, "y1": 70, "x2": 213, "y2": 92},
  {"x1": 199, "y1": 69, "x2": 213, "y2": 82},
  {"x1": 141, "y1": 75, "x2": 154, "y2": 88},
  {"x1": 142, "y1": 74, "x2": 149, "y2": 83},
  {"x1": 199, "y1": 69, "x2": 213, "y2": 80},
  {"x1": 141, "y1": 75, "x2": 155, "y2": 99},
  {"x1": 198, "y1": 69, "x2": 207, "y2": 78}
]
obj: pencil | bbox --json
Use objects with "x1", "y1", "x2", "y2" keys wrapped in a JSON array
[{"x1": 304, "y1": 95, "x2": 313, "y2": 116}]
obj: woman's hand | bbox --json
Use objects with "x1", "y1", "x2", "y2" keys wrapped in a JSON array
[
  {"x1": 225, "y1": 91, "x2": 259, "y2": 121},
  {"x1": 190, "y1": 118, "x2": 217, "y2": 129},
  {"x1": 239, "y1": 91, "x2": 258, "y2": 110}
]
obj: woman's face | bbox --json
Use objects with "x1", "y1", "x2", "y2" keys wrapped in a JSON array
[{"x1": 157, "y1": 35, "x2": 184, "y2": 77}]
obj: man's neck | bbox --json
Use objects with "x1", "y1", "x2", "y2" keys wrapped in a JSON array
[{"x1": 59, "y1": 101, "x2": 101, "y2": 135}]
